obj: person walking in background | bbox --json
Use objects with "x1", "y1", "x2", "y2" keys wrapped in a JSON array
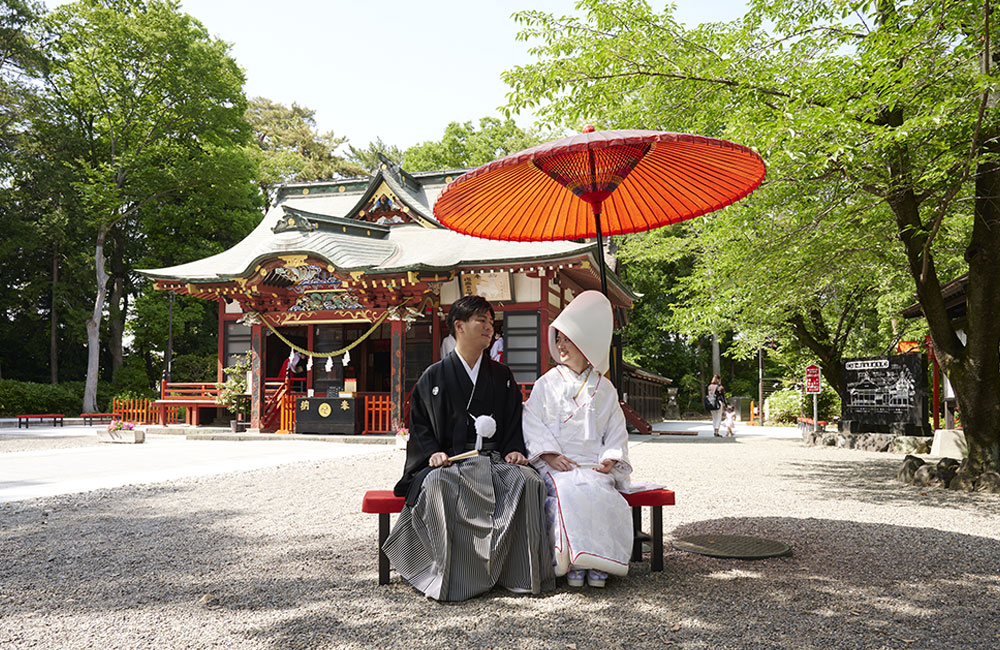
[{"x1": 706, "y1": 374, "x2": 727, "y2": 437}]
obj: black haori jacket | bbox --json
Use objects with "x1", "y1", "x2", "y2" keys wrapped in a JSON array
[{"x1": 393, "y1": 351, "x2": 527, "y2": 500}]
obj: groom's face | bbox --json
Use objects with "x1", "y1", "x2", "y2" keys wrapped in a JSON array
[{"x1": 455, "y1": 311, "x2": 494, "y2": 353}]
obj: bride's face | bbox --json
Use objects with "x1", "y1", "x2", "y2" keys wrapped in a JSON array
[{"x1": 554, "y1": 330, "x2": 588, "y2": 374}]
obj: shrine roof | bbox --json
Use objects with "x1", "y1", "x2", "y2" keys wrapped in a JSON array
[{"x1": 139, "y1": 204, "x2": 593, "y2": 282}]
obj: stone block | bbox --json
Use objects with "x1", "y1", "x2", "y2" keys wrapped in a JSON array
[
  {"x1": 930, "y1": 429, "x2": 967, "y2": 459},
  {"x1": 888, "y1": 436, "x2": 933, "y2": 455},
  {"x1": 890, "y1": 421, "x2": 931, "y2": 436},
  {"x1": 837, "y1": 433, "x2": 893, "y2": 452},
  {"x1": 97, "y1": 427, "x2": 145, "y2": 444}
]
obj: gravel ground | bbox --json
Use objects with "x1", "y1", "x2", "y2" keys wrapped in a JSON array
[
  {"x1": 2, "y1": 435, "x2": 999, "y2": 650},
  {"x1": 0, "y1": 433, "x2": 99, "y2": 454}
]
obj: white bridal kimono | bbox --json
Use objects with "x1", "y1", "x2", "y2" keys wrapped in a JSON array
[
  {"x1": 523, "y1": 290, "x2": 634, "y2": 577},
  {"x1": 523, "y1": 365, "x2": 633, "y2": 577}
]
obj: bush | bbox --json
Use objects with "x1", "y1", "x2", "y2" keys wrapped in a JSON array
[
  {"x1": 765, "y1": 388, "x2": 801, "y2": 424},
  {"x1": 766, "y1": 386, "x2": 842, "y2": 424},
  {"x1": 111, "y1": 360, "x2": 155, "y2": 398},
  {"x1": 0, "y1": 379, "x2": 114, "y2": 416},
  {"x1": 170, "y1": 353, "x2": 217, "y2": 382}
]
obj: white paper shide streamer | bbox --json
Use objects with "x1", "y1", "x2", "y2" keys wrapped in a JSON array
[{"x1": 473, "y1": 414, "x2": 497, "y2": 451}]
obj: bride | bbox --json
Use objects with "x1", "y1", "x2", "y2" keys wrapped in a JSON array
[{"x1": 522, "y1": 291, "x2": 632, "y2": 588}]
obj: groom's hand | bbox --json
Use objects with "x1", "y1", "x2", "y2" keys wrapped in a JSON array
[
  {"x1": 505, "y1": 451, "x2": 528, "y2": 465},
  {"x1": 429, "y1": 452, "x2": 451, "y2": 467}
]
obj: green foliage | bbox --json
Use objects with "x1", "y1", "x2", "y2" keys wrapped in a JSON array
[
  {"x1": 215, "y1": 351, "x2": 251, "y2": 417},
  {"x1": 0, "y1": 379, "x2": 113, "y2": 416},
  {"x1": 0, "y1": 0, "x2": 264, "y2": 404},
  {"x1": 766, "y1": 389, "x2": 802, "y2": 425},
  {"x1": 110, "y1": 358, "x2": 153, "y2": 397},
  {"x1": 246, "y1": 96, "x2": 366, "y2": 201},
  {"x1": 766, "y1": 385, "x2": 841, "y2": 424},
  {"x1": 347, "y1": 137, "x2": 405, "y2": 172},
  {"x1": 403, "y1": 117, "x2": 543, "y2": 171},
  {"x1": 170, "y1": 353, "x2": 216, "y2": 382},
  {"x1": 678, "y1": 373, "x2": 702, "y2": 413},
  {"x1": 502, "y1": 0, "x2": 979, "y2": 403}
]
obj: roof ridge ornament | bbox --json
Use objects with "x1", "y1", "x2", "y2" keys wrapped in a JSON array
[{"x1": 273, "y1": 208, "x2": 318, "y2": 234}]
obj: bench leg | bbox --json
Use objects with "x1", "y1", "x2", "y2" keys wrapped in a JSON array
[
  {"x1": 378, "y1": 512, "x2": 391, "y2": 585},
  {"x1": 651, "y1": 505, "x2": 663, "y2": 572},
  {"x1": 631, "y1": 506, "x2": 643, "y2": 562}
]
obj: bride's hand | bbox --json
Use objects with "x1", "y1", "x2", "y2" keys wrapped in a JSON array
[{"x1": 540, "y1": 453, "x2": 577, "y2": 472}]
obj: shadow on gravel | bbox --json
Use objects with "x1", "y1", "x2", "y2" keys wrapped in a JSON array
[
  {"x1": 6, "y1": 485, "x2": 1000, "y2": 649},
  {"x1": 778, "y1": 456, "x2": 1000, "y2": 515},
  {"x1": 235, "y1": 516, "x2": 1000, "y2": 650}
]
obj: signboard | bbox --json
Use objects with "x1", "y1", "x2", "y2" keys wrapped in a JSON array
[
  {"x1": 295, "y1": 396, "x2": 356, "y2": 434},
  {"x1": 460, "y1": 271, "x2": 513, "y2": 301},
  {"x1": 805, "y1": 364, "x2": 821, "y2": 394},
  {"x1": 841, "y1": 354, "x2": 929, "y2": 433}
]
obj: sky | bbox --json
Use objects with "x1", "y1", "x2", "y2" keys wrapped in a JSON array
[{"x1": 49, "y1": 0, "x2": 748, "y2": 151}]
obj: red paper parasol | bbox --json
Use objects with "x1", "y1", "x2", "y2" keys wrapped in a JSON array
[{"x1": 434, "y1": 126, "x2": 766, "y2": 294}]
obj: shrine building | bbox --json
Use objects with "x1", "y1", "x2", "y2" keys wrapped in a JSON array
[{"x1": 139, "y1": 159, "x2": 667, "y2": 434}]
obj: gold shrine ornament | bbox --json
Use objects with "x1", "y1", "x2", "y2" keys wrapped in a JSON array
[{"x1": 318, "y1": 403, "x2": 332, "y2": 418}]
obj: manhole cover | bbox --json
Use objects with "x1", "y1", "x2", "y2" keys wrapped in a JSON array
[{"x1": 672, "y1": 534, "x2": 792, "y2": 559}]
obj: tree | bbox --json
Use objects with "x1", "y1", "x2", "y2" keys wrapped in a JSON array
[
  {"x1": 41, "y1": 0, "x2": 260, "y2": 412},
  {"x1": 347, "y1": 137, "x2": 404, "y2": 172},
  {"x1": 402, "y1": 117, "x2": 542, "y2": 171},
  {"x1": 0, "y1": 0, "x2": 46, "y2": 174},
  {"x1": 246, "y1": 96, "x2": 365, "y2": 202},
  {"x1": 504, "y1": 0, "x2": 1000, "y2": 480}
]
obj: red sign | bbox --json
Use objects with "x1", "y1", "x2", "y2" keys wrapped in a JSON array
[{"x1": 805, "y1": 364, "x2": 821, "y2": 394}]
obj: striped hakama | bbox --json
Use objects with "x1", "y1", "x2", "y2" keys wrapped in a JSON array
[{"x1": 383, "y1": 453, "x2": 555, "y2": 601}]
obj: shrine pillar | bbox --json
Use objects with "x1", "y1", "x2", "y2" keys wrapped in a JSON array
[
  {"x1": 390, "y1": 318, "x2": 406, "y2": 430},
  {"x1": 249, "y1": 322, "x2": 265, "y2": 430}
]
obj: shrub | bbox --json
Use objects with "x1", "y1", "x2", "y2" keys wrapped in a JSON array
[
  {"x1": 170, "y1": 353, "x2": 217, "y2": 382},
  {"x1": 111, "y1": 360, "x2": 155, "y2": 398},
  {"x1": 765, "y1": 388, "x2": 801, "y2": 424},
  {"x1": 0, "y1": 379, "x2": 114, "y2": 416},
  {"x1": 766, "y1": 385, "x2": 842, "y2": 424}
]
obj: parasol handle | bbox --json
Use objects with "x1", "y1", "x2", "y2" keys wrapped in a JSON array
[{"x1": 590, "y1": 201, "x2": 609, "y2": 296}]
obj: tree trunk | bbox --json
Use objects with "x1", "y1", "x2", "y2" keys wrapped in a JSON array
[
  {"x1": 711, "y1": 334, "x2": 721, "y2": 378},
  {"x1": 950, "y1": 122, "x2": 1000, "y2": 476},
  {"x1": 108, "y1": 228, "x2": 125, "y2": 377},
  {"x1": 787, "y1": 311, "x2": 848, "y2": 401},
  {"x1": 50, "y1": 243, "x2": 59, "y2": 385},
  {"x1": 83, "y1": 227, "x2": 109, "y2": 414}
]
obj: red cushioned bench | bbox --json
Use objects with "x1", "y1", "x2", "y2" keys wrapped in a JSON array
[
  {"x1": 17, "y1": 414, "x2": 65, "y2": 428},
  {"x1": 82, "y1": 413, "x2": 114, "y2": 425},
  {"x1": 362, "y1": 487, "x2": 676, "y2": 585}
]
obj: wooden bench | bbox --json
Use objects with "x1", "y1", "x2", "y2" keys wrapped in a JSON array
[
  {"x1": 17, "y1": 414, "x2": 65, "y2": 428},
  {"x1": 82, "y1": 413, "x2": 114, "y2": 425},
  {"x1": 154, "y1": 382, "x2": 223, "y2": 426},
  {"x1": 362, "y1": 487, "x2": 676, "y2": 586},
  {"x1": 797, "y1": 416, "x2": 828, "y2": 434}
]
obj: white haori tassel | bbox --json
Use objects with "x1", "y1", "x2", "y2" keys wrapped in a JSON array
[
  {"x1": 325, "y1": 357, "x2": 333, "y2": 372},
  {"x1": 342, "y1": 349, "x2": 351, "y2": 367},
  {"x1": 473, "y1": 414, "x2": 497, "y2": 451}
]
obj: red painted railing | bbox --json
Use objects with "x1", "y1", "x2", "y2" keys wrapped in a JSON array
[
  {"x1": 262, "y1": 383, "x2": 535, "y2": 435},
  {"x1": 359, "y1": 392, "x2": 392, "y2": 434},
  {"x1": 112, "y1": 397, "x2": 181, "y2": 425},
  {"x1": 278, "y1": 393, "x2": 296, "y2": 433}
]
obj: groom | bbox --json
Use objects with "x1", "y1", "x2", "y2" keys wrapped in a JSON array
[{"x1": 385, "y1": 295, "x2": 554, "y2": 601}]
